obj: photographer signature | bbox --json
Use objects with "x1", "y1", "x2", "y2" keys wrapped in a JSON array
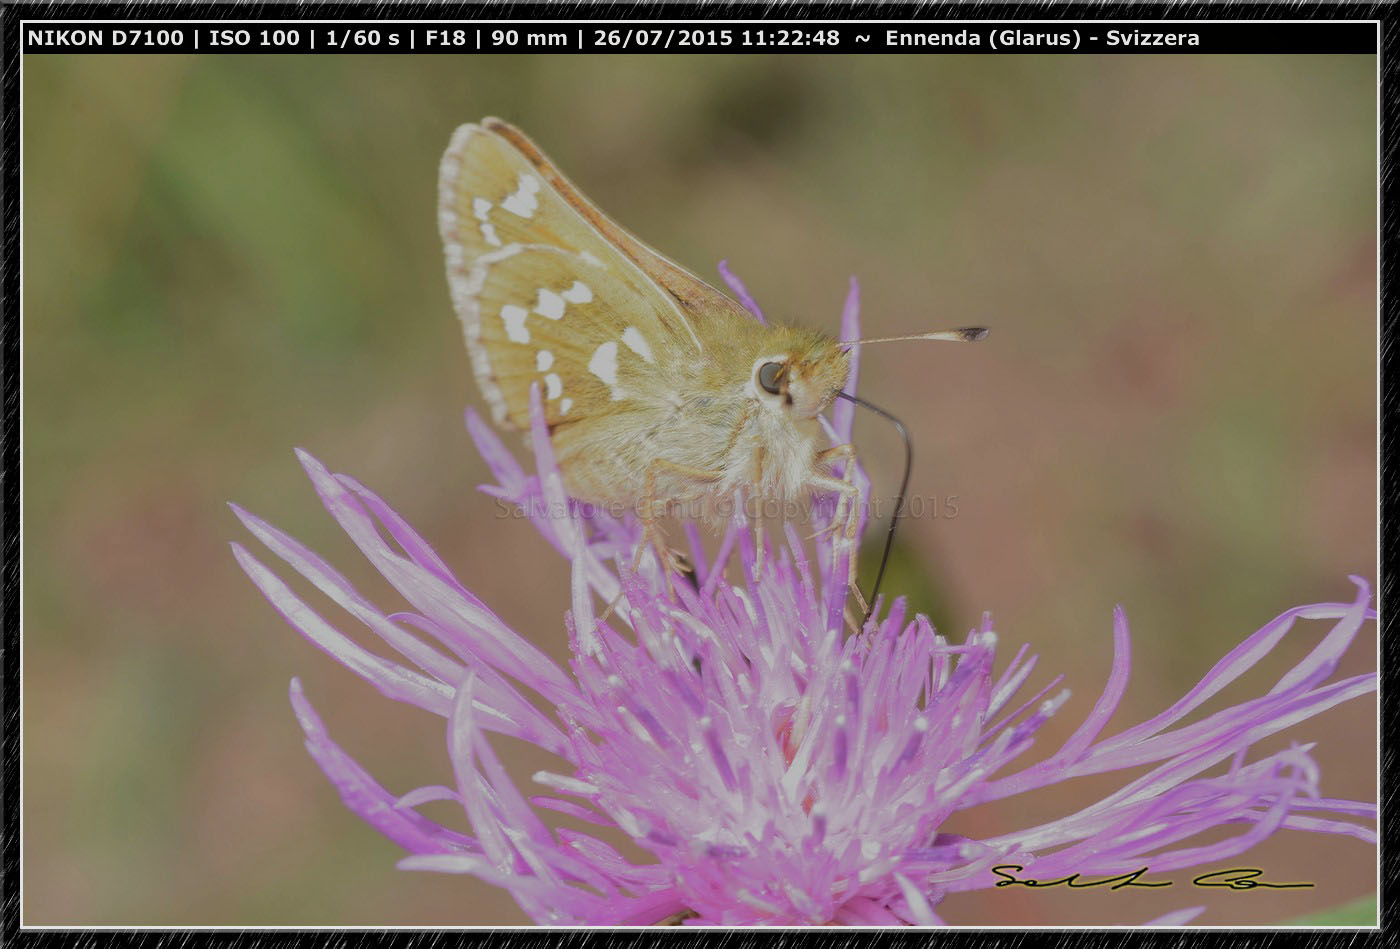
[{"x1": 991, "y1": 865, "x2": 1314, "y2": 891}]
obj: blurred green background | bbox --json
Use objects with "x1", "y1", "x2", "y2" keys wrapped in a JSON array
[{"x1": 22, "y1": 53, "x2": 1376, "y2": 926}]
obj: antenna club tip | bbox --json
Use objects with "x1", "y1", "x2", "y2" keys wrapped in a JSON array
[{"x1": 961, "y1": 327, "x2": 990, "y2": 341}]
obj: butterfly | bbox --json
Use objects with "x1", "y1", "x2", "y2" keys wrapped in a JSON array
[{"x1": 437, "y1": 118, "x2": 984, "y2": 602}]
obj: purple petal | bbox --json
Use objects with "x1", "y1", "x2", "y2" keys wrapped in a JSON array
[
  {"x1": 289, "y1": 678, "x2": 478, "y2": 855},
  {"x1": 235, "y1": 544, "x2": 453, "y2": 714},
  {"x1": 717, "y1": 259, "x2": 766, "y2": 323},
  {"x1": 832, "y1": 276, "x2": 861, "y2": 442},
  {"x1": 231, "y1": 503, "x2": 466, "y2": 686},
  {"x1": 1144, "y1": 906, "x2": 1206, "y2": 926},
  {"x1": 293, "y1": 448, "x2": 577, "y2": 704},
  {"x1": 465, "y1": 406, "x2": 526, "y2": 495}
]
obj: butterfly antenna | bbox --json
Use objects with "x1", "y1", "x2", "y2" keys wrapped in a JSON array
[
  {"x1": 834, "y1": 392, "x2": 913, "y2": 625},
  {"x1": 843, "y1": 327, "x2": 988, "y2": 347}
]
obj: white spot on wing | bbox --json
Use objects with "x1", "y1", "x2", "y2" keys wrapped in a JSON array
[
  {"x1": 500, "y1": 173, "x2": 541, "y2": 218},
  {"x1": 545, "y1": 372, "x2": 563, "y2": 400},
  {"x1": 535, "y1": 288, "x2": 566, "y2": 320},
  {"x1": 580, "y1": 250, "x2": 603, "y2": 268},
  {"x1": 536, "y1": 350, "x2": 554, "y2": 372},
  {"x1": 473, "y1": 197, "x2": 501, "y2": 247},
  {"x1": 559, "y1": 397, "x2": 573, "y2": 415},
  {"x1": 589, "y1": 341, "x2": 620, "y2": 388},
  {"x1": 561, "y1": 281, "x2": 593, "y2": 304},
  {"x1": 501, "y1": 304, "x2": 530, "y2": 343},
  {"x1": 622, "y1": 326, "x2": 655, "y2": 364}
]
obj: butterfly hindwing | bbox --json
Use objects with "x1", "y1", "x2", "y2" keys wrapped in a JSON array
[
  {"x1": 440, "y1": 120, "x2": 741, "y2": 430},
  {"x1": 470, "y1": 245, "x2": 674, "y2": 424}
]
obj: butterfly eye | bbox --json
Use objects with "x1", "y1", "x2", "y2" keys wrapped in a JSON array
[{"x1": 757, "y1": 361, "x2": 785, "y2": 395}]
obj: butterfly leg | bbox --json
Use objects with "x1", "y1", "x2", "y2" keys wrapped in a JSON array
[
  {"x1": 750, "y1": 441, "x2": 767, "y2": 580},
  {"x1": 634, "y1": 458, "x2": 726, "y2": 596},
  {"x1": 812, "y1": 443, "x2": 860, "y2": 544},
  {"x1": 809, "y1": 443, "x2": 868, "y2": 613}
]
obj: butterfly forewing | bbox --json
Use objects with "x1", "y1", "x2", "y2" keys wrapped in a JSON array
[{"x1": 440, "y1": 120, "x2": 740, "y2": 430}]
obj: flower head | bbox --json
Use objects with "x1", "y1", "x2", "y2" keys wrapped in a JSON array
[{"x1": 232, "y1": 277, "x2": 1375, "y2": 925}]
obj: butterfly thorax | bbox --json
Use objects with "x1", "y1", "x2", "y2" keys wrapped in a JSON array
[{"x1": 550, "y1": 320, "x2": 850, "y2": 524}]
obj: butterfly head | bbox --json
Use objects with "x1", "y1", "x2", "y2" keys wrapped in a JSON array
[{"x1": 749, "y1": 329, "x2": 850, "y2": 420}]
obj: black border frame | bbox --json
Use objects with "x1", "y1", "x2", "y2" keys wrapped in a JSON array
[{"x1": 2, "y1": 3, "x2": 1391, "y2": 945}]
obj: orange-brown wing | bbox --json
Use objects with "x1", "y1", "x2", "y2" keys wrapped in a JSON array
[
  {"x1": 438, "y1": 119, "x2": 751, "y2": 430},
  {"x1": 480, "y1": 119, "x2": 758, "y2": 325}
]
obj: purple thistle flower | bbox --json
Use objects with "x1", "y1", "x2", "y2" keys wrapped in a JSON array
[{"x1": 231, "y1": 277, "x2": 1375, "y2": 926}]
